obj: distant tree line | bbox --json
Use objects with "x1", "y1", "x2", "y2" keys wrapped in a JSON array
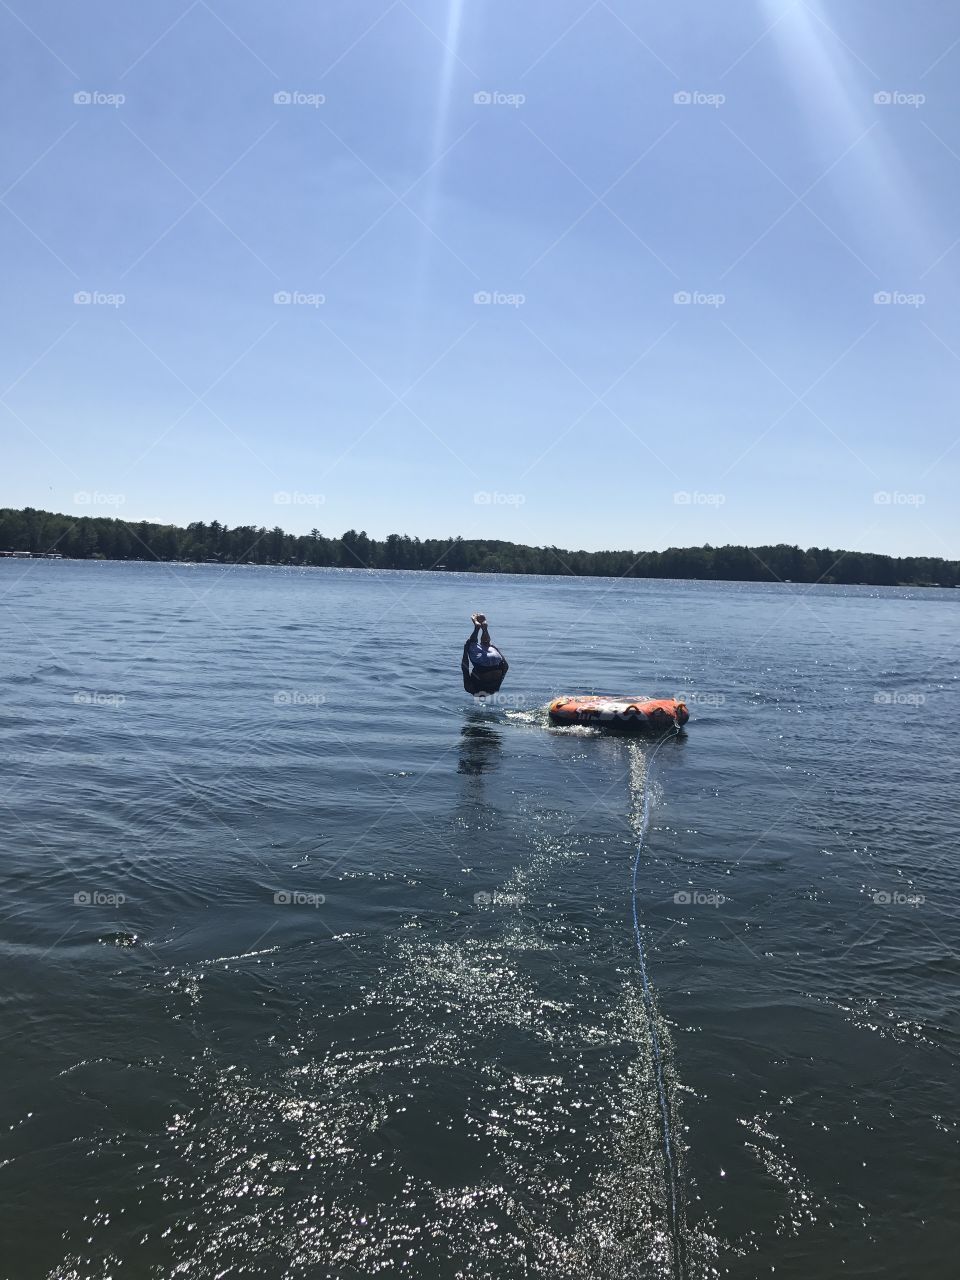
[{"x1": 1, "y1": 507, "x2": 957, "y2": 587}]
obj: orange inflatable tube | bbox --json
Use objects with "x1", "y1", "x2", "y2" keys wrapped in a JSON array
[{"x1": 548, "y1": 696, "x2": 689, "y2": 729}]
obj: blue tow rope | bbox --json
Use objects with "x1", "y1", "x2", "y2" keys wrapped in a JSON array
[{"x1": 630, "y1": 725, "x2": 685, "y2": 1279}]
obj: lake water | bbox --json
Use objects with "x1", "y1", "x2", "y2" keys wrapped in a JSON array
[{"x1": 1, "y1": 561, "x2": 957, "y2": 1279}]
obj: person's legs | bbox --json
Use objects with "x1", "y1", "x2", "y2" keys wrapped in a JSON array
[
  {"x1": 468, "y1": 612, "x2": 498, "y2": 664},
  {"x1": 466, "y1": 616, "x2": 482, "y2": 668}
]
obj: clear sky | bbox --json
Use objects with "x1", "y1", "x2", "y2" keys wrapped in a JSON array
[{"x1": 2, "y1": 1, "x2": 958, "y2": 558}]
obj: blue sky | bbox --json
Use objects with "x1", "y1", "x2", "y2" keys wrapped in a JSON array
[{"x1": 2, "y1": 0, "x2": 959, "y2": 558}]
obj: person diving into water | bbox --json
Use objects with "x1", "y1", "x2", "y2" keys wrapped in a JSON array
[{"x1": 461, "y1": 613, "x2": 509, "y2": 699}]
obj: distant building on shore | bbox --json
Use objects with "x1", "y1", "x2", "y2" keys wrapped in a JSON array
[{"x1": 0, "y1": 550, "x2": 63, "y2": 559}]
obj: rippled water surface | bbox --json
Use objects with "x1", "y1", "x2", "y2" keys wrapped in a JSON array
[{"x1": 1, "y1": 561, "x2": 958, "y2": 1279}]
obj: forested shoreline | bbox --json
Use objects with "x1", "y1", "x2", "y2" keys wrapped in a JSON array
[{"x1": 1, "y1": 507, "x2": 957, "y2": 586}]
